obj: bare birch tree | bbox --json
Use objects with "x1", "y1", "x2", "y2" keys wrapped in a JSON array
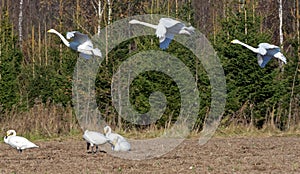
[
  {"x1": 92, "y1": 0, "x2": 105, "y2": 36},
  {"x1": 278, "y1": 0, "x2": 284, "y2": 71},
  {"x1": 105, "y1": 0, "x2": 112, "y2": 64},
  {"x1": 18, "y1": 0, "x2": 23, "y2": 49}
]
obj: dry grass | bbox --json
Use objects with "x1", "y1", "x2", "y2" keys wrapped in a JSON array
[
  {"x1": 0, "y1": 101, "x2": 80, "y2": 140},
  {"x1": 1, "y1": 101, "x2": 300, "y2": 141},
  {"x1": 215, "y1": 123, "x2": 300, "y2": 138}
]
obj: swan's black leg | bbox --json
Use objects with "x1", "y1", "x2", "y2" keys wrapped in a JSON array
[
  {"x1": 86, "y1": 142, "x2": 90, "y2": 151},
  {"x1": 91, "y1": 146, "x2": 96, "y2": 154},
  {"x1": 95, "y1": 145, "x2": 99, "y2": 153}
]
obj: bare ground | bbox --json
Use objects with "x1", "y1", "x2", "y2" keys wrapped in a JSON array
[{"x1": 1, "y1": 136, "x2": 300, "y2": 173}]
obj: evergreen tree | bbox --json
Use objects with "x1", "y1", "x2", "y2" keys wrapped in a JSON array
[
  {"x1": 0, "y1": 10, "x2": 23, "y2": 111},
  {"x1": 213, "y1": 7, "x2": 287, "y2": 128}
]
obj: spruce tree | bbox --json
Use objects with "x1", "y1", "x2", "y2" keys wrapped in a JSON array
[{"x1": 0, "y1": 10, "x2": 23, "y2": 111}]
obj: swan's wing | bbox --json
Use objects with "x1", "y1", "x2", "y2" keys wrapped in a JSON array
[
  {"x1": 8, "y1": 136, "x2": 38, "y2": 149},
  {"x1": 84, "y1": 131, "x2": 108, "y2": 145},
  {"x1": 77, "y1": 40, "x2": 96, "y2": 59},
  {"x1": 119, "y1": 140, "x2": 131, "y2": 151},
  {"x1": 67, "y1": 31, "x2": 90, "y2": 45},
  {"x1": 113, "y1": 138, "x2": 131, "y2": 151},
  {"x1": 79, "y1": 53, "x2": 92, "y2": 59},
  {"x1": 257, "y1": 54, "x2": 263, "y2": 67},
  {"x1": 92, "y1": 48, "x2": 102, "y2": 57},
  {"x1": 258, "y1": 43, "x2": 279, "y2": 50},
  {"x1": 179, "y1": 26, "x2": 195, "y2": 35},
  {"x1": 159, "y1": 18, "x2": 181, "y2": 28},
  {"x1": 106, "y1": 133, "x2": 125, "y2": 142},
  {"x1": 274, "y1": 52, "x2": 287, "y2": 64},
  {"x1": 257, "y1": 46, "x2": 267, "y2": 55},
  {"x1": 66, "y1": 31, "x2": 76, "y2": 39},
  {"x1": 156, "y1": 22, "x2": 167, "y2": 39},
  {"x1": 159, "y1": 33, "x2": 174, "y2": 50},
  {"x1": 264, "y1": 47, "x2": 286, "y2": 64},
  {"x1": 77, "y1": 40, "x2": 93, "y2": 50},
  {"x1": 258, "y1": 43, "x2": 280, "y2": 55},
  {"x1": 257, "y1": 54, "x2": 273, "y2": 68}
]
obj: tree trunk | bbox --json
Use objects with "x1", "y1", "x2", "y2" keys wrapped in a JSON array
[
  {"x1": 18, "y1": 0, "x2": 23, "y2": 49},
  {"x1": 278, "y1": 0, "x2": 284, "y2": 71}
]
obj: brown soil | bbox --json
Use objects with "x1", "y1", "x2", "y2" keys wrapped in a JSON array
[{"x1": 1, "y1": 136, "x2": 300, "y2": 173}]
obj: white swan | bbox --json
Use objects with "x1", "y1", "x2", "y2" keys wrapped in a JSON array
[
  {"x1": 103, "y1": 126, "x2": 129, "y2": 151},
  {"x1": 82, "y1": 130, "x2": 110, "y2": 153},
  {"x1": 104, "y1": 126, "x2": 125, "y2": 141},
  {"x1": 103, "y1": 126, "x2": 125, "y2": 141},
  {"x1": 111, "y1": 137, "x2": 131, "y2": 152},
  {"x1": 4, "y1": 130, "x2": 38, "y2": 153},
  {"x1": 47, "y1": 29, "x2": 102, "y2": 59},
  {"x1": 231, "y1": 39, "x2": 287, "y2": 68},
  {"x1": 129, "y1": 18, "x2": 195, "y2": 50}
]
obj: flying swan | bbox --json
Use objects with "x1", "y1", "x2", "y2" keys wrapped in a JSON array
[
  {"x1": 129, "y1": 18, "x2": 195, "y2": 50},
  {"x1": 47, "y1": 29, "x2": 102, "y2": 59},
  {"x1": 4, "y1": 130, "x2": 39, "y2": 153},
  {"x1": 82, "y1": 130, "x2": 110, "y2": 154},
  {"x1": 231, "y1": 39, "x2": 287, "y2": 68}
]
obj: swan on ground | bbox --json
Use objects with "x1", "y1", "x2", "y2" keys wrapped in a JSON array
[
  {"x1": 103, "y1": 125, "x2": 125, "y2": 141},
  {"x1": 104, "y1": 126, "x2": 130, "y2": 150},
  {"x1": 111, "y1": 136, "x2": 131, "y2": 152},
  {"x1": 82, "y1": 130, "x2": 110, "y2": 153},
  {"x1": 4, "y1": 130, "x2": 38, "y2": 153},
  {"x1": 47, "y1": 29, "x2": 102, "y2": 59}
]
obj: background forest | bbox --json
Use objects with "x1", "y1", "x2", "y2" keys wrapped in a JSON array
[{"x1": 0, "y1": 0, "x2": 299, "y2": 138}]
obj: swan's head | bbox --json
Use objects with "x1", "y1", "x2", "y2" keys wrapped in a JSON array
[
  {"x1": 129, "y1": 19, "x2": 139, "y2": 24},
  {"x1": 47, "y1": 29, "x2": 57, "y2": 34},
  {"x1": 230, "y1": 39, "x2": 240, "y2": 44},
  {"x1": 103, "y1": 126, "x2": 110, "y2": 135},
  {"x1": 6, "y1": 130, "x2": 16, "y2": 136}
]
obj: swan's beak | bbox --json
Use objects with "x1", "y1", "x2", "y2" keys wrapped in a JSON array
[
  {"x1": 47, "y1": 29, "x2": 52, "y2": 33},
  {"x1": 230, "y1": 40, "x2": 234, "y2": 43}
]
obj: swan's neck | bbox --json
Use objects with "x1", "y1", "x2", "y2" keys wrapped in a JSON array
[
  {"x1": 107, "y1": 127, "x2": 111, "y2": 135},
  {"x1": 133, "y1": 20, "x2": 157, "y2": 29},
  {"x1": 236, "y1": 40, "x2": 259, "y2": 53},
  {"x1": 52, "y1": 30, "x2": 70, "y2": 47}
]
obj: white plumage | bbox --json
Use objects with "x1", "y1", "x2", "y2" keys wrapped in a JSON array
[
  {"x1": 103, "y1": 126, "x2": 131, "y2": 151},
  {"x1": 103, "y1": 126, "x2": 125, "y2": 141},
  {"x1": 47, "y1": 29, "x2": 102, "y2": 59},
  {"x1": 82, "y1": 130, "x2": 110, "y2": 153},
  {"x1": 4, "y1": 130, "x2": 38, "y2": 153},
  {"x1": 129, "y1": 18, "x2": 195, "y2": 50},
  {"x1": 231, "y1": 39, "x2": 287, "y2": 68},
  {"x1": 111, "y1": 137, "x2": 131, "y2": 152}
]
